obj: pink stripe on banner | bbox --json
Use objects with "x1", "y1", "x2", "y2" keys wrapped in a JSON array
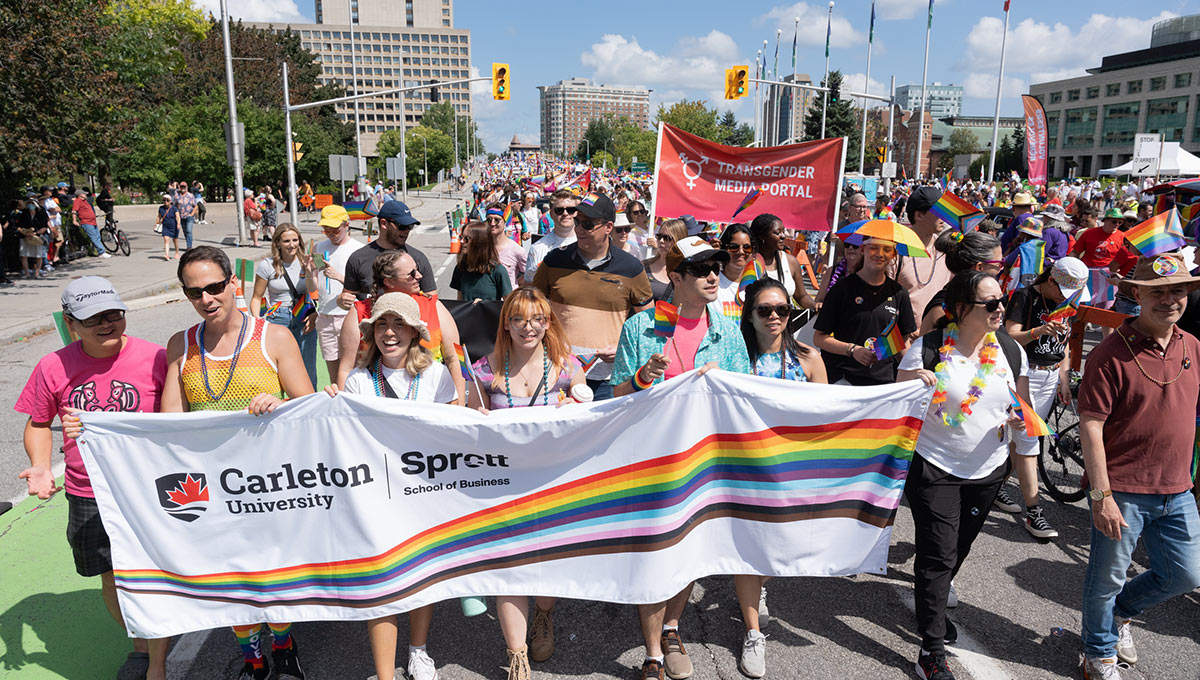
[{"x1": 1087, "y1": 268, "x2": 1114, "y2": 306}]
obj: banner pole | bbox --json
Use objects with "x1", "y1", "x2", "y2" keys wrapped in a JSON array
[
  {"x1": 987, "y1": 4, "x2": 1011, "y2": 184},
  {"x1": 914, "y1": 0, "x2": 933, "y2": 179},
  {"x1": 649, "y1": 122, "x2": 666, "y2": 237}
]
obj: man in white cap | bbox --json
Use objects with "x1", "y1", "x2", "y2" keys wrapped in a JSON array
[
  {"x1": 311, "y1": 204, "x2": 364, "y2": 382},
  {"x1": 14, "y1": 277, "x2": 170, "y2": 680}
]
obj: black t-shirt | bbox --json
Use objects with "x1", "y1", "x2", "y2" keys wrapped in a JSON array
[
  {"x1": 1005, "y1": 285, "x2": 1067, "y2": 365},
  {"x1": 922, "y1": 287, "x2": 946, "y2": 322},
  {"x1": 1179, "y1": 289, "x2": 1200, "y2": 340},
  {"x1": 343, "y1": 241, "x2": 437, "y2": 298},
  {"x1": 814, "y1": 273, "x2": 916, "y2": 385}
]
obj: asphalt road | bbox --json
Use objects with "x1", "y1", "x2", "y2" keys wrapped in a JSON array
[{"x1": 2, "y1": 203, "x2": 1198, "y2": 680}]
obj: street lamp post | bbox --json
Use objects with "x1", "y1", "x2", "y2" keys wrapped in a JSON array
[
  {"x1": 583, "y1": 139, "x2": 590, "y2": 162},
  {"x1": 219, "y1": 0, "x2": 246, "y2": 245},
  {"x1": 421, "y1": 135, "x2": 428, "y2": 189}
]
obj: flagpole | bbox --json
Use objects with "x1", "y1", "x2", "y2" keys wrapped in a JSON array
[
  {"x1": 791, "y1": 18, "x2": 799, "y2": 143},
  {"x1": 987, "y1": 2, "x2": 1011, "y2": 184},
  {"x1": 858, "y1": 0, "x2": 875, "y2": 172},
  {"x1": 914, "y1": 0, "x2": 933, "y2": 179},
  {"x1": 820, "y1": 1, "x2": 834, "y2": 139},
  {"x1": 773, "y1": 29, "x2": 781, "y2": 146},
  {"x1": 753, "y1": 54, "x2": 762, "y2": 145}
]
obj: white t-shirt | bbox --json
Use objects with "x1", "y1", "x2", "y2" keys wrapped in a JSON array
[
  {"x1": 344, "y1": 361, "x2": 456, "y2": 403},
  {"x1": 716, "y1": 271, "x2": 739, "y2": 305},
  {"x1": 524, "y1": 230, "x2": 577, "y2": 283},
  {"x1": 255, "y1": 258, "x2": 305, "y2": 306},
  {"x1": 313, "y1": 236, "x2": 365, "y2": 316},
  {"x1": 898, "y1": 336, "x2": 1029, "y2": 480}
]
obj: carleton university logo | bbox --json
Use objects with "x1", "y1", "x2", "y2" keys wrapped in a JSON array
[{"x1": 155, "y1": 473, "x2": 210, "y2": 522}]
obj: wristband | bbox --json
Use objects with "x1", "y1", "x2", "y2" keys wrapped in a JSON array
[
  {"x1": 847, "y1": 344, "x2": 857, "y2": 357},
  {"x1": 632, "y1": 364, "x2": 655, "y2": 391}
]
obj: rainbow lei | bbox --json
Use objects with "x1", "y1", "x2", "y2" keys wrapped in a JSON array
[{"x1": 930, "y1": 323, "x2": 1000, "y2": 427}]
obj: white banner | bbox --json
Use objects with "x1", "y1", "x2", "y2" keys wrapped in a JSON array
[{"x1": 79, "y1": 371, "x2": 929, "y2": 639}]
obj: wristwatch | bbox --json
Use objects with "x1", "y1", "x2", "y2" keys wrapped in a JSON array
[{"x1": 1088, "y1": 488, "x2": 1112, "y2": 502}]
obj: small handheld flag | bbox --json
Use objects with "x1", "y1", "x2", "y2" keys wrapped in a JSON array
[
  {"x1": 1124, "y1": 208, "x2": 1185, "y2": 257},
  {"x1": 1009, "y1": 386, "x2": 1054, "y2": 437},
  {"x1": 1044, "y1": 288, "x2": 1083, "y2": 322},
  {"x1": 290, "y1": 290, "x2": 318, "y2": 319},
  {"x1": 576, "y1": 353, "x2": 601, "y2": 374},
  {"x1": 262, "y1": 301, "x2": 283, "y2": 317},
  {"x1": 869, "y1": 317, "x2": 907, "y2": 360},
  {"x1": 654, "y1": 301, "x2": 680, "y2": 338},
  {"x1": 738, "y1": 259, "x2": 765, "y2": 298},
  {"x1": 930, "y1": 191, "x2": 986, "y2": 233},
  {"x1": 454, "y1": 343, "x2": 475, "y2": 383},
  {"x1": 731, "y1": 186, "x2": 763, "y2": 220}
]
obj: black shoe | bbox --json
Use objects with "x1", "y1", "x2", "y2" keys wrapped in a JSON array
[
  {"x1": 943, "y1": 618, "x2": 958, "y2": 645},
  {"x1": 237, "y1": 662, "x2": 270, "y2": 680},
  {"x1": 915, "y1": 651, "x2": 955, "y2": 680},
  {"x1": 271, "y1": 642, "x2": 305, "y2": 680}
]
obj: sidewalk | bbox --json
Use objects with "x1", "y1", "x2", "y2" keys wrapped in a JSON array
[{"x1": 0, "y1": 188, "x2": 468, "y2": 347}]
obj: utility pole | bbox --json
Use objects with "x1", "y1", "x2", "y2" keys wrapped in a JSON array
[
  {"x1": 219, "y1": 0, "x2": 246, "y2": 245},
  {"x1": 348, "y1": 4, "x2": 363, "y2": 192}
]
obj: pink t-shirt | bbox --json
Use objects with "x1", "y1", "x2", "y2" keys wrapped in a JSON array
[
  {"x1": 496, "y1": 239, "x2": 527, "y2": 289},
  {"x1": 14, "y1": 336, "x2": 167, "y2": 497},
  {"x1": 664, "y1": 312, "x2": 709, "y2": 380}
]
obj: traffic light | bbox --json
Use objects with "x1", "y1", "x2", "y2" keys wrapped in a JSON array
[
  {"x1": 430, "y1": 80, "x2": 439, "y2": 103},
  {"x1": 492, "y1": 63, "x2": 509, "y2": 101},
  {"x1": 876, "y1": 145, "x2": 886, "y2": 163},
  {"x1": 725, "y1": 65, "x2": 748, "y2": 100},
  {"x1": 293, "y1": 141, "x2": 304, "y2": 162}
]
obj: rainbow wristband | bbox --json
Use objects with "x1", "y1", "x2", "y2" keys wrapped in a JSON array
[{"x1": 632, "y1": 365, "x2": 655, "y2": 391}]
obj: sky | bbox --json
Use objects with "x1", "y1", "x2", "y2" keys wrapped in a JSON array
[{"x1": 203, "y1": 0, "x2": 1198, "y2": 154}]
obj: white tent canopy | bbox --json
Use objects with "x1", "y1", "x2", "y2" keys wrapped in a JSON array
[{"x1": 1099, "y1": 143, "x2": 1200, "y2": 176}]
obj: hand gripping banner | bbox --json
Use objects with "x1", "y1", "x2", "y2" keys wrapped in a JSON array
[
  {"x1": 651, "y1": 123, "x2": 846, "y2": 231},
  {"x1": 79, "y1": 371, "x2": 928, "y2": 638}
]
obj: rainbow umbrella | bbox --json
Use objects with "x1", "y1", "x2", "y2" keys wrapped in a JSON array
[
  {"x1": 844, "y1": 219, "x2": 929, "y2": 258},
  {"x1": 836, "y1": 219, "x2": 870, "y2": 246}
]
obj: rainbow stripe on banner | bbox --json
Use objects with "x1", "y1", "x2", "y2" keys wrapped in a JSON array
[
  {"x1": 654, "y1": 301, "x2": 680, "y2": 337},
  {"x1": 1124, "y1": 208, "x2": 1185, "y2": 257},
  {"x1": 869, "y1": 317, "x2": 906, "y2": 360},
  {"x1": 111, "y1": 417, "x2": 922, "y2": 608},
  {"x1": 929, "y1": 192, "x2": 985, "y2": 233}
]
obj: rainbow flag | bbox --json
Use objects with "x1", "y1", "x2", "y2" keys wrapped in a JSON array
[
  {"x1": 654, "y1": 301, "x2": 680, "y2": 337},
  {"x1": 1016, "y1": 239, "x2": 1046, "y2": 282},
  {"x1": 575, "y1": 353, "x2": 600, "y2": 374},
  {"x1": 731, "y1": 186, "x2": 763, "y2": 220},
  {"x1": 1154, "y1": 193, "x2": 1174, "y2": 217},
  {"x1": 869, "y1": 317, "x2": 906, "y2": 360},
  {"x1": 454, "y1": 343, "x2": 476, "y2": 383},
  {"x1": 1044, "y1": 288, "x2": 1083, "y2": 322},
  {"x1": 939, "y1": 169, "x2": 951, "y2": 191},
  {"x1": 929, "y1": 191, "x2": 985, "y2": 233},
  {"x1": 290, "y1": 291, "x2": 317, "y2": 319},
  {"x1": 738, "y1": 260, "x2": 765, "y2": 297},
  {"x1": 261, "y1": 301, "x2": 283, "y2": 317},
  {"x1": 1009, "y1": 386, "x2": 1053, "y2": 437},
  {"x1": 1125, "y1": 208, "x2": 1185, "y2": 257},
  {"x1": 1180, "y1": 202, "x2": 1200, "y2": 224},
  {"x1": 342, "y1": 201, "x2": 371, "y2": 220}
]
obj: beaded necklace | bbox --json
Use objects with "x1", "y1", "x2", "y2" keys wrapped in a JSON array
[
  {"x1": 930, "y1": 323, "x2": 1000, "y2": 427},
  {"x1": 1119, "y1": 331, "x2": 1190, "y2": 388},
  {"x1": 504, "y1": 343, "x2": 550, "y2": 407},
  {"x1": 371, "y1": 357, "x2": 420, "y2": 399},
  {"x1": 198, "y1": 314, "x2": 249, "y2": 402},
  {"x1": 753, "y1": 350, "x2": 788, "y2": 380}
]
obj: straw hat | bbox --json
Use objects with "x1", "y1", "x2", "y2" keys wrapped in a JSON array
[{"x1": 358, "y1": 293, "x2": 430, "y2": 341}]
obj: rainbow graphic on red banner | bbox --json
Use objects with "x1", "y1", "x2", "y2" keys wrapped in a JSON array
[
  {"x1": 111, "y1": 417, "x2": 923, "y2": 607},
  {"x1": 731, "y1": 187, "x2": 763, "y2": 220}
]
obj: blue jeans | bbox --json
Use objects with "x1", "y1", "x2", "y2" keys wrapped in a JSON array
[
  {"x1": 587, "y1": 378, "x2": 614, "y2": 402},
  {"x1": 81, "y1": 223, "x2": 104, "y2": 253},
  {"x1": 1081, "y1": 490, "x2": 1200, "y2": 658},
  {"x1": 181, "y1": 216, "x2": 195, "y2": 249},
  {"x1": 267, "y1": 306, "x2": 318, "y2": 389}
]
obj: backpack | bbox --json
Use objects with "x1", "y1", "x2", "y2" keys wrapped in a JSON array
[{"x1": 920, "y1": 327, "x2": 1022, "y2": 377}]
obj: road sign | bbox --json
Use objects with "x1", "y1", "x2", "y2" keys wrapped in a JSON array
[
  {"x1": 880, "y1": 162, "x2": 897, "y2": 179},
  {"x1": 329, "y1": 155, "x2": 357, "y2": 181},
  {"x1": 631, "y1": 162, "x2": 647, "y2": 172},
  {"x1": 385, "y1": 157, "x2": 403, "y2": 180},
  {"x1": 1132, "y1": 133, "x2": 1161, "y2": 177}
]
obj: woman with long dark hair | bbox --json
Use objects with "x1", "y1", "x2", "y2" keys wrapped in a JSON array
[
  {"x1": 897, "y1": 269, "x2": 1034, "y2": 680},
  {"x1": 451, "y1": 221, "x2": 512, "y2": 301},
  {"x1": 919, "y1": 230, "x2": 1004, "y2": 333},
  {"x1": 748, "y1": 213, "x2": 816, "y2": 310},
  {"x1": 716, "y1": 223, "x2": 756, "y2": 321},
  {"x1": 741, "y1": 278, "x2": 826, "y2": 383}
]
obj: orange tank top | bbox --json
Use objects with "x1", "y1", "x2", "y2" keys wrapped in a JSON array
[
  {"x1": 180, "y1": 316, "x2": 283, "y2": 411},
  {"x1": 354, "y1": 292, "x2": 443, "y2": 360}
]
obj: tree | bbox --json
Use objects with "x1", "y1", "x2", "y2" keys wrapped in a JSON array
[
  {"x1": 613, "y1": 124, "x2": 657, "y2": 172},
  {"x1": 376, "y1": 125, "x2": 453, "y2": 187},
  {"x1": 591, "y1": 151, "x2": 615, "y2": 168},
  {"x1": 728, "y1": 123, "x2": 755, "y2": 148},
  {"x1": 416, "y1": 101, "x2": 482, "y2": 166},
  {"x1": 101, "y1": 0, "x2": 208, "y2": 91},
  {"x1": 803, "y1": 71, "x2": 858, "y2": 170},
  {"x1": 575, "y1": 115, "x2": 623, "y2": 161},
  {"x1": 655, "y1": 99, "x2": 722, "y2": 142},
  {"x1": 937, "y1": 129, "x2": 981, "y2": 173}
]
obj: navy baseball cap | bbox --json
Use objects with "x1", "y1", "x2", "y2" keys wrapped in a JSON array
[{"x1": 376, "y1": 200, "x2": 420, "y2": 226}]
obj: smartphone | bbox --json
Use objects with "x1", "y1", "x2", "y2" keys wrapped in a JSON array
[{"x1": 312, "y1": 252, "x2": 327, "y2": 269}]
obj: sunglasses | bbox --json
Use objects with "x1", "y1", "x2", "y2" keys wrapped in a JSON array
[
  {"x1": 971, "y1": 298, "x2": 1006, "y2": 312},
  {"x1": 183, "y1": 280, "x2": 229, "y2": 300},
  {"x1": 613, "y1": 226, "x2": 632, "y2": 234},
  {"x1": 723, "y1": 244, "x2": 754, "y2": 253},
  {"x1": 982, "y1": 259, "x2": 1005, "y2": 267},
  {"x1": 753, "y1": 304, "x2": 791, "y2": 319},
  {"x1": 391, "y1": 268, "x2": 419, "y2": 281},
  {"x1": 70, "y1": 309, "x2": 126, "y2": 327},
  {"x1": 658, "y1": 234, "x2": 676, "y2": 244},
  {"x1": 682, "y1": 262, "x2": 721, "y2": 278},
  {"x1": 576, "y1": 219, "x2": 604, "y2": 232},
  {"x1": 629, "y1": 209, "x2": 648, "y2": 216},
  {"x1": 552, "y1": 207, "x2": 578, "y2": 216}
]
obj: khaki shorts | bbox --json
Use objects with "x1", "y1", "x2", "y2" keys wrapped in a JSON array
[{"x1": 316, "y1": 313, "x2": 347, "y2": 360}]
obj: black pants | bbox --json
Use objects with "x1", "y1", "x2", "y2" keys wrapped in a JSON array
[{"x1": 904, "y1": 452, "x2": 1009, "y2": 652}]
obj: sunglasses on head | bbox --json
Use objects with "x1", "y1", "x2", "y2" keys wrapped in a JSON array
[
  {"x1": 970, "y1": 298, "x2": 1006, "y2": 312},
  {"x1": 552, "y1": 206, "x2": 578, "y2": 216},
  {"x1": 182, "y1": 280, "x2": 229, "y2": 300},
  {"x1": 70, "y1": 309, "x2": 126, "y2": 327},
  {"x1": 682, "y1": 262, "x2": 721, "y2": 278},
  {"x1": 753, "y1": 304, "x2": 791, "y2": 319}
]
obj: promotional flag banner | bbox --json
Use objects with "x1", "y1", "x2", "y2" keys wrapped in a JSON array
[
  {"x1": 1021, "y1": 95, "x2": 1049, "y2": 186},
  {"x1": 1008, "y1": 386, "x2": 1053, "y2": 437},
  {"x1": 1044, "y1": 288, "x2": 1083, "y2": 322},
  {"x1": 929, "y1": 191, "x2": 985, "y2": 233},
  {"x1": 341, "y1": 201, "x2": 372, "y2": 221},
  {"x1": 652, "y1": 124, "x2": 846, "y2": 232},
  {"x1": 869, "y1": 1, "x2": 876, "y2": 44},
  {"x1": 78, "y1": 373, "x2": 929, "y2": 639},
  {"x1": 1125, "y1": 208, "x2": 1185, "y2": 257}
]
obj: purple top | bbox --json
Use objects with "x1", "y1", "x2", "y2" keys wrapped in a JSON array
[{"x1": 472, "y1": 354, "x2": 581, "y2": 409}]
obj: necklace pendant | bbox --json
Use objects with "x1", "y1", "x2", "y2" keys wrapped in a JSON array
[
  {"x1": 997, "y1": 425, "x2": 1005, "y2": 441},
  {"x1": 1185, "y1": 357, "x2": 1192, "y2": 370}
]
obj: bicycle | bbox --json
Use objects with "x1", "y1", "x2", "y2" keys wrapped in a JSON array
[
  {"x1": 100, "y1": 212, "x2": 131, "y2": 256},
  {"x1": 1037, "y1": 372, "x2": 1086, "y2": 503}
]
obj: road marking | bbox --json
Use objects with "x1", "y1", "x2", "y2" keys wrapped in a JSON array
[
  {"x1": 5, "y1": 461, "x2": 66, "y2": 508},
  {"x1": 435, "y1": 254, "x2": 456, "y2": 278},
  {"x1": 167, "y1": 628, "x2": 214, "y2": 677},
  {"x1": 891, "y1": 585, "x2": 1014, "y2": 680}
]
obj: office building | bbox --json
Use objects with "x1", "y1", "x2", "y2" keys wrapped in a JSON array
[
  {"x1": 538, "y1": 78, "x2": 651, "y2": 158},
  {"x1": 895, "y1": 83, "x2": 963, "y2": 120},
  {"x1": 250, "y1": 0, "x2": 471, "y2": 157},
  {"x1": 763, "y1": 73, "x2": 814, "y2": 144},
  {"x1": 1028, "y1": 14, "x2": 1200, "y2": 177}
]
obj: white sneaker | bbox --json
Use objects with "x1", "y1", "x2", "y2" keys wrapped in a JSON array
[
  {"x1": 1081, "y1": 655, "x2": 1121, "y2": 679},
  {"x1": 408, "y1": 648, "x2": 438, "y2": 680},
  {"x1": 1115, "y1": 619, "x2": 1137, "y2": 665},
  {"x1": 758, "y1": 586, "x2": 769, "y2": 629},
  {"x1": 947, "y1": 581, "x2": 959, "y2": 609},
  {"x1": 100, "y1": 253, "x2": 112, "y2": 258},
  {"x1": 738, "y1": 630, "x2": 766, "y2": 679}
]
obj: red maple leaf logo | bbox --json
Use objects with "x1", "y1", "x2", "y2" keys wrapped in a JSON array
[{"x1": 165, "y1": 474, "x2": 209, "y2": 506}]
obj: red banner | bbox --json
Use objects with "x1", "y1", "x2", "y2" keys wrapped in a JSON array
[
  {"x1": 651, "y1": 124, "x2": 846, "y2": 231},
  {"x1": 1021, "y1": 95, "x2": 1048, "y2": 187}
]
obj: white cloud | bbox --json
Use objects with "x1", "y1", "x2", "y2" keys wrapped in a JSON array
[
  {"x1": 758, "y1": 3, "x2": 865, "y2": 49},
  {"x1": 962, "y1": 73, "x2": 1028, "y2": 100},
  {"x1": 193, "y1": 0, "x2": 306, "y2": 22},
  {"x1": 580, "y1": 31, "x2": 739, "y2": 93},
  {"x1": 841, "y1": 72, "x2": 888, "y2": 106},
  {"x1": 875, "y1": 0, "x2": 942, "y2": 21}
]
